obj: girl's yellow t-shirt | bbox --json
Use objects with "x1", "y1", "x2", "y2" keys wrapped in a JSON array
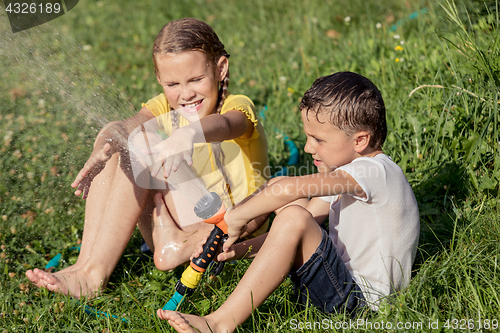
[{"x1": 142, "y1": 93, "x2": 269, "y2": 229}]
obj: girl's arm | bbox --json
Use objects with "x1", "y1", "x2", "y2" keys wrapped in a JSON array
[
  {"x1": 198, "y1": 109, "x2": 254, "y2": 142},
  {"x1": 223, "y1": 170, "x2": 364, "y2": 250},
  {"x1": 71, "y1": 107, "x2": 155, "y2": 198},
  {"x1": 93, "y1": 107, "x2": 156, "y2": 152},
  {"x1": 150, "y1": 109, "x2": 253, "y2": 177},
  {"x1": 171, "y1": 109, "x2": 253, "y2": 144}
]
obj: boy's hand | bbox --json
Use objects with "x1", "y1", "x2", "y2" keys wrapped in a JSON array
[
  {"x1": 192, "y1": 235, "x2": 244, "y2": 262},
  {"x1": 190, "y1": 235, "x2": 209, "y2": 261},
  {"x1": 216, "y1": 245, "x2": 237, "y2": 262},
  {"x1": 223, "y1": 207, "x2": 248, "y2": 252},
  {"x1": 71, "y1": 142, "x2": 114, "y2": 199},
  {"x1": 191, "y1": 234, "x2": 236, "y2": 262}
]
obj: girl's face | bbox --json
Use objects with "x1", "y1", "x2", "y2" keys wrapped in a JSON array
[
  {"x1": 301, "y1": 110, "x2": 360, "y2": 172},
  {"x1": 155, "y1": 51, "x2": 228, "y2": 122}
]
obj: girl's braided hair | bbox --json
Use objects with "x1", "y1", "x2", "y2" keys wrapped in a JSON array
[{"x1": 153, "y1": 17, "x2": 232, "y2": 196}]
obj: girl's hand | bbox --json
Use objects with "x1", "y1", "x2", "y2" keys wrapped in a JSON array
[
  {"x1": 71, "y1": 142, "x2": 114, "y2": 199},
  {"x1": 148, "y1": 127, "x2": 194, "y2": 178},
  {"x1": 223, "y1": 207, "x2": 248, "y2": 252},
  {"x1": 129, "y1": 129, "x2": 163, "y2": 170}
]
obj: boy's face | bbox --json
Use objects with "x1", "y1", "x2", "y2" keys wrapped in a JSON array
[{"x1": 301, "y1": 109, "x2": 359, "y2": 172}]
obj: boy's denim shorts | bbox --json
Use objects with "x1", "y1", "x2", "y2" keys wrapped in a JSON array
[{"x1": 289, "y1": 229, "x2": 365, "y2": 314}]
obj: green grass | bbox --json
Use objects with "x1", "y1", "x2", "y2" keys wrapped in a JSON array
[{"x1": 1, "y1": 0, "x2": 499, "y2": 331}]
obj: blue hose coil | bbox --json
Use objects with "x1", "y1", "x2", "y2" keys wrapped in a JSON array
[
  {"x1": 83, "y1": 304, "x2": 129, "y2": 323},
  {"x1": 390, "y1": 8, "x2": 428, "y2": 31},
  {"x1": 272, "y1": 137, "x2": 299, "y2": 178},
  {"x1": 284, "y1": 137, "x2": 299, "y2": 166},
  {"x1": 259, "y1": 106, "x2": 299, "y2": 178},
  {"x1": 44, "y1": 253, "x2": 62, "y2": 270}
]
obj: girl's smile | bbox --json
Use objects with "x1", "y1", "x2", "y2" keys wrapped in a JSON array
[
  {"x1": 177, "y1": 100, "x2": 204, "y2": 120},
  {"x1": 181, "y1": 100, "x2": 203, "y2": 111}
]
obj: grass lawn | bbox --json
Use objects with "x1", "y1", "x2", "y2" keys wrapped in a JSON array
[{"x1": 1, "y1": 0, "x2": 499, "y2": 331}]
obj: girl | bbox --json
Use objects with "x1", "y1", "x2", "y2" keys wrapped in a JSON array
[{"x1": 26, "y1": 17, "x2": 270, "y2": 298}]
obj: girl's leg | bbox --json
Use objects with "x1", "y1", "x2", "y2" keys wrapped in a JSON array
[
  {"x1": 26, "y1": 152, "x2": 150, "y2": 298},
  {"x1": 137, "y1": 191, "x2": 214, "y2": 271},
  {"x1": 157, "y1": 205, "x2": 323, "y2": 333}
]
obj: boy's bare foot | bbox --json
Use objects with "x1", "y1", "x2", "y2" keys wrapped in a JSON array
[
  {"x1": 157, "y1": 310, "x2": 226, "y2": 333},
  {"x1": 152, "y1": 193, "x2": 212, "y2": 270},
  {"x1": 25, "y1": 267, "x2": 104, "y2": 298}
]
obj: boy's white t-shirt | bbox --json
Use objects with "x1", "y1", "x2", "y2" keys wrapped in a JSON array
[{"x1": 320, "y1": 154, "x2": 420, "y2": 310}]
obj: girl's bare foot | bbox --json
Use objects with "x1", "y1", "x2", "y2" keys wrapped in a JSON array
[
  {"x1": 152, "y1": 193, "x2": 212, "y2": 270},
  {"x1": 25, "y1": 267, "x2": 105, "y2": 298}
]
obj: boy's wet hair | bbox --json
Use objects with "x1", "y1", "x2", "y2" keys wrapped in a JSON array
[{"x1": 300, "y1": 72, "x2": 387, "y2": 149}]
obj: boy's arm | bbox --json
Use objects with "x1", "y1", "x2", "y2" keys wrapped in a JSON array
[
  {"x1": 220, "y1": 198, "x2": 329, "y2": 260},
  {"x1": 305, "y1": 197, "x2": 331, "y2": 225},
  {"x1": 217, "y1": 233, "x2": 267, "y2": 262},
  {"x1": 223, "y1": 170, "x2": 364, "y2": 250}
]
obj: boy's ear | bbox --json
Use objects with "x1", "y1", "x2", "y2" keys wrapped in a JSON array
[
  {"x1": 216, "y1": 56, "x2": 229, "y2": 81},
  {"x1": 354, "y1": 131, "x2": 371, "y2": 153}
]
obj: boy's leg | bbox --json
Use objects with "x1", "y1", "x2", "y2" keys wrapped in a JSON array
[
  {"x1": 157, "y1": 205, "x2": 323, "y2": 333},
  {"x1": 26, "y1": 152, "x2": 150, "y2": 298}
]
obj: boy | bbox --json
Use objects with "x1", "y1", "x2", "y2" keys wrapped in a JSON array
[{"x1": 157, "y1": 72, "x2": 420, "y2": 333}]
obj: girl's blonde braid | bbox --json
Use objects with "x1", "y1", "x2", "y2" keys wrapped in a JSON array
[{"x1": 211, "y1": 69, "x2": 233, "y2": 202}]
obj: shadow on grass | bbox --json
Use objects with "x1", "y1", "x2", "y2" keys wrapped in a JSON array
[{"x1": 412, "y1": 161, "x2": 471, "y2": 267}]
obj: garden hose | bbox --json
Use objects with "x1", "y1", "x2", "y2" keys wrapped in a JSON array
[{"x1": 163, "y1": 192, "x2": 228, "y2": 311}]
